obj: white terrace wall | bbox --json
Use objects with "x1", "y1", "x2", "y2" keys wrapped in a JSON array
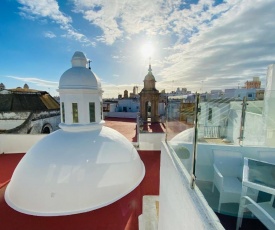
[
  {"x1": 139, "y1": 133, "x2": 166, "y2": 150},
  {"x1": 0, "y1": 134, "x2": 46, "y2": 154},
  {"x1": 226, "y1": 110, "x2": 265, "y2": 145},
  {"x1": 159, "y1": 142, "x2": 223, "y2": 230}
]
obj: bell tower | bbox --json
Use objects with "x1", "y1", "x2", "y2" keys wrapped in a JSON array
[{"x1": 139, "y1": 64, "x2": 160, "y2": 122}]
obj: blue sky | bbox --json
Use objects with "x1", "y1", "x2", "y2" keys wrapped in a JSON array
[{"x1": 1, "y1": 0, "x2": 275, "y2": 98}]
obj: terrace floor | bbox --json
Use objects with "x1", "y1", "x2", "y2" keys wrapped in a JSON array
[{"x1": 104, "y1": 117, "x2": 138, "y2": 142}]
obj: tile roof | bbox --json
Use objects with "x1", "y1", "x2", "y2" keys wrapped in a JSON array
[{"x1": 0, "y1": 91, "x2": 59, "y2": 112}]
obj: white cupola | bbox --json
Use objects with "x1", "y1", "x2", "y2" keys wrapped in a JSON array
[
  {"x1": 58, "y1": 51, "x2": 104, "y2": 131},
  {"x1": 5, "y1": 51, "x2": 145, "y2": 216}
]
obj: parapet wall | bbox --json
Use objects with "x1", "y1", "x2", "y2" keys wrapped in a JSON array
[
  {"x1": 0, "y1": 134, "x2": 46, "y2": 153},
  {"x1": 158, "y1": 142, "x2": 223, "y2": 230}
]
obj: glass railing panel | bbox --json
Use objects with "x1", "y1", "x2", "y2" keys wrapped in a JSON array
[
  {"x1": 164, "y1": 86, "x2": 275, "y2": 219},
  {"x1": 166, "y1": 96, "x2": 195, "y2": 177},
  {"x1": 195, "y1": 89, "x2": 275, "y2": 217}
]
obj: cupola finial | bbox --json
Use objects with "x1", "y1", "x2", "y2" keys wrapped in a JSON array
[{"x1": 148, "y1": 57, "x2": 152, "y2": 73}]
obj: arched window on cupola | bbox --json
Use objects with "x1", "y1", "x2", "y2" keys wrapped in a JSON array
[
  {"x1": 72, "y1": 103, "x2": 79, "y2": 123},
  {"x1": 61, "y1": 102, "x2": 65, "y2": 123},
  {"x1": 89, "y1": 102, "x2": 95, "y2": 122}
]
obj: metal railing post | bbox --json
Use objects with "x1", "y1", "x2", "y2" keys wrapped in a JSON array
[
  {"x1": 239, "y1": 96, "x2": 248, "y2": 146},
  {"x1": 191, "y1": 93, "x2": 200, "y2": 189}
]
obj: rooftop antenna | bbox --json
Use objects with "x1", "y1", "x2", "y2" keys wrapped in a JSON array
[{"x1": 88, "y1": 59, "x2": 92, "y2": 70}]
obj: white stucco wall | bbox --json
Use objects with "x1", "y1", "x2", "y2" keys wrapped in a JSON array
[
  {"x1": 60, "y1": 90, "x2": 102, "y2": 124},
  {"x1": 139, "y1": 133, "x2": 166, "y2": 150},
  {"x1": 0, "y1": 112, "x2": 30, "y2": 130},
  {"x1": 158, "y1": 103, "x2": 165, "y2": 116},
  {"x1": 0, "y1": 134, "x2": 46, "y2": 153},
  {"x1": 0, "y1": 120, "x2": 25, "y2": 130},
  {"x1": 116, "y1": 99, "x2": 139, "y2": 112},
  {"x1": 0, "y1": 111, "x2": 60, "y2": 134},
  {"x1": 30, "y1": 114, "x2": 60, "y2": 134},
  {"x1": 158, "y1": 142, "x2": 223, "y2": 230},
  {"x1": 264, "y1": 64, "x2": 275, "y2": 147},
  {"x1": 226, "y1": 109, "x2": 265, "y2": 145}
]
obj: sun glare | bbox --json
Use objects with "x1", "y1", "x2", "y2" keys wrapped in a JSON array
[{"x1": 141, "y1": 43, "x2": 154, "y2": 58}]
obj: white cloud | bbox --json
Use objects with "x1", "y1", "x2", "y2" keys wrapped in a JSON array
[
  {"x1": 71, "y1": 0, "x2": 237, "y2": 45},
  {"x1": 157, "y1": 0, "x2": 275, "y2": 92},
  {"x1": 69, "y1": 0, "x2": 275, "y2": 94},
  {"x1": 17, "y1": 0, "x2": 94, "y2": 45},
  {"x1": 18, "y1": 0, "x2": 72, "y2": 25},
  {"x1": 44, "y1": 31, "x2": 56, "y2": 38},
  {"x1": 15, "y1": 0, "x2": 275, "y2": 95},
  {"x1": 7, "y1": 76, "x2": 58, "y2": 88},
  {"x1": 72, "y1": 0, "x2": 179, "y2": 44}
]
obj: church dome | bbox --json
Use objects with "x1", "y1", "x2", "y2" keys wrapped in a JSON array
[
  {"x1": 5, "y1": 120, "x2": 145, "y2": 216},
  {"x1": 144, "y1": 65, "x2": 156, "y2": 82},
  {"x1": 144, "y1": 72, "x2": 156, "y2": 81},
  {"x1": 59, "y1": 51, "x2": 101, "y2": 90},
  {"x1": 143, "y1": 64, "x2": 157, "y2": 90}
]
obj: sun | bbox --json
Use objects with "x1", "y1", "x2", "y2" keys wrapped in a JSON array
[{"x1": 141, "y1": 42, "x2": 154, "y2": 58}]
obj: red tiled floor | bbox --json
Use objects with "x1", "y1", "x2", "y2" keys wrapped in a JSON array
[
  {"x1": 0, "y1": 150, "x2": 160, "y2": 230},
  {"x1": 104, "y1": 117, "x2": 138, "y2": 142},
  {"x1": 0, "y1": 153, "x2": 24, "y2": 188},
  {"x1": 142, "y1": 122, "x2": 165, "y2": 133}
]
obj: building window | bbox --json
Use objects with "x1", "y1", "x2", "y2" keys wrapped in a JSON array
[
  {"x1": 62, "y1": 102, "x2": 65, "y2": 123},
  {"x1": 208, "y1": 108, "x2": 212, "y2": 121},
  {"x1": 89, "y1": 102, "x2": 95, "y2": 122},
  {"x1": 72, "y1": 103, "x2": 78, "y2": 123}
]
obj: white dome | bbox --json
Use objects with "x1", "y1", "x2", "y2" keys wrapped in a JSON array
[
  {"x1": 171, "y1": 128, "x2": 194, "y2": 143},
  {"x1": 59, "y1": 51, "x2": 101, "y2": 90},
  {"x1": 59, "y1": 67, "x2": 101, "y2": 89},
  {"x1": 5, "y1": 126, "x2": 145, "y2": 216}
]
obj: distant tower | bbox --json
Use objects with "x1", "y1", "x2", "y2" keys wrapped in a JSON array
[
  {"x1": 0, "y1": 83, "x2": 5, "y2": 90},
  {"x1": 133, "y1": 86, "x2": 138, "y2": 95},
  {"x1": 139, "y1": 64, "x2": 160, "y2": 122},
  {"x1": 245, "y1": 77, "x2": 261, "y2": 89},
  {"x1": 124, "y1": 90, "x2": 128, "y2": 98},
  {"x1": 23, "y1": 83, "x2": 29, "y2": 89}
]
